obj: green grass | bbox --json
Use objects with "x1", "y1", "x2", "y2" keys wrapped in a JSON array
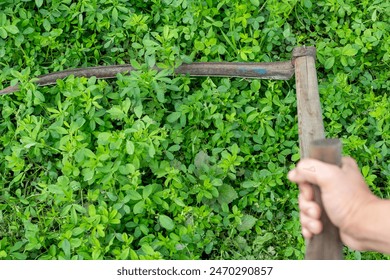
[{"x1": 0, "y1": 0, "x2": 389, "y2": 260}]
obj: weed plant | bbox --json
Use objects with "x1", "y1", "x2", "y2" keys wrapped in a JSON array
[{"x1": 0, "y1": 0, "x2": 389, "y2": 260}]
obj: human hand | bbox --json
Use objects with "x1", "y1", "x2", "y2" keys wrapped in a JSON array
[{"x1": 288, "y1": 157, "x2": 378, "y2": 251}]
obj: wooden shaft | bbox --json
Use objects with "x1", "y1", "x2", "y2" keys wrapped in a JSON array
[
  {"x1": 293, "y1": 46, "x2": 343, "y2": 259},
  {"x1": 306, "y1": 139, "x2": 344, "y2": 260},
  {"x1": 174, "y1": 61, "x2": 294, "y2": 80},
  {"x1": 293, "y1": 46, "x2": 325, "y2": 157},
  {"x1": 0, "y1": 61, "x2": 294, "y2": 95}
]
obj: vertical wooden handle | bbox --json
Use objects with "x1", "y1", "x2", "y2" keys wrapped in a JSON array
[
  {"x1": 293, "y1": 46, "x2": 325, "y2": 158},
  {"x1": 293, "y1": 47, "x2": 343, "y2": 259},
  {"x1": 305, "y1": 138, "x2": 344, "y2": 260}
]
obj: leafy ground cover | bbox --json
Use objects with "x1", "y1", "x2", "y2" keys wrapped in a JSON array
[{"x1": 0, "y1": 0, "x2": 389, "y2": 260}]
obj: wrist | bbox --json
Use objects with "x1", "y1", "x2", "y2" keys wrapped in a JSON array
[{"x1": 348, "y1": 196, "x2": 390, "y2": 252}]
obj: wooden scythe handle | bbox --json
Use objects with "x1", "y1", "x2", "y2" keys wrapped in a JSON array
[
  {"x1": 293, "y1": 46, "x2": 343, "y2": 259},
  {"x1": 306, "y1": 139, "x2": 344, "y2": 260},
  {"x1": 0, "y1": 61, "x2": 295, "y2": 95}
]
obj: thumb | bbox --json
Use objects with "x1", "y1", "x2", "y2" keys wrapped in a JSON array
[{"x1": 288, "y1": 158, "x2": 342, "y2": 190}]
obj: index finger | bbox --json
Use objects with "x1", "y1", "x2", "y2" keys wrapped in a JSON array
[{"x1": 288, "y1": 158, "x2": 342, "y2": 190}]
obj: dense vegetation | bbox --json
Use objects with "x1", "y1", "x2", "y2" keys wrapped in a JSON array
[{"x1": 0, "y1": 0, "x2": 389, "y2": 260}]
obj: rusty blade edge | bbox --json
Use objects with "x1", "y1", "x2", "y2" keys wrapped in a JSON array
[{"x1": 0, "y1": 61, "x2": 294, "y2": 95}]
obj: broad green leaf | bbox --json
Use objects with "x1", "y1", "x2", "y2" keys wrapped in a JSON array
[
  {"x1": 143, "y1": 184, "x2": 154, "y2": 199},
  {"x1": 134, "y1": 105, "x2": 143, "y2": 118},
  {"x1": 284, "y1": 247, "x2": 294, "y2": 257},
  {"x1": 211, "y1": 178, "x2": 223, "y2": 186},
  {"x1": 266, "y1": 125, "x2": 275, "y2": 137},
  {"x1": 83, "y1": 148, "x2": 95, "y2": 158},
  {"x1": 20, "y1": 27, "x2": 33, "y2": 36},
  {"x1": 205, "y1": 242, "x2": 214, "y2": 254},
  {"x1": 72, "y1": 227, "x2": 85, "y2": 236},
  {"x1": 217, "y1": 185, "x2": 238, "y2": 204},
  {"x1": 303, "y1": 0, "x2": 312, "y2": 8},
  {"x1": 266, "y1": 210, "x2": 273, "y2": 221},
  {"x1": 48, "y1": 185, "x2": 64, "y2": 195},
  {"x1": 96, "y1": 224, "x2": 105, "y2": 237},
  {"x1": 71, "y1": 117, "x2": 85, "y2": 131},
  {"x1": 242, "y1": 181, "x2": 258, "y2": 189},
  {"x1": 240, "y1": 52, "x2": 248, "y2": 61},
  {"x1": 60, "y1": 205, "x2": 72, "y2": 217},
  {"x1": 247, "y1": 112, "x2": 258, "y2": 123},
  {"x1": 213, "y1": 21, "x2": 223, "y2": 27},
  {"x1": 324, "y1": 57, "x2": 335, "y2": 69},
  {"x1": 61, "y1": 239, "x2": 71, "y2": 257},
  {"x1": 156, "y1": 90, "x2": 165, "y2": 103},
  {"x1": 221, "y1": 203, "x2": 229, "y2": 213},
  {"x1": 127, "y1": 190, "x2": 142, "y2": 201},
  {"x1": 194, "y1": 151, "x2": 210, "y2": 169},
  {"x1": 250, "y1": 0, "x2": 260, "y2": 6},
  {"x1": 133, "y1": 201, "x2": 144, "y2": 214},
  {"x1": 168, "y1": 144, "x2": 180, "y2": 152},
  {"x1": 70, "y1": 238, "x2": 82, "y2": 248},
  {"x1": 70, "y1": 207, "x2": 78, "y2": 224},
  {"x1": 73, "y1": 204, "x2": 86, "y2": 214},
  {"x1": 130, "y1": 59, "x2": 141, "y2": 69},
  {"x1": 74, "y1": 149, "x2": 85, "y2": 163},
  {"x1": 120, "y1": 248, "x2": 130, "y2": 259},
  {"x1": 230, "y1": 143, "x2": 239, "y2": 154},
  {"x1": 173, "y1": 197, "x2": 185, "y2": 207},
  {"x1": 126, "y1": 140, "x2": 135, "y2": 155},
  {"x1": 167, "y1": 112, "x2": 181, "y2": 123},
  {"x1": 129, "y1": 249, "x2": 138, "y2": 260},
  {"x1": 112, "y1": 7, "x2": 118, "y2": 22},
  {"x1": 10, "y1": 241, "x2": 25, "y2": 253},
  {"x1": 97, "y1": 132, "x2": 111, "y2": 145},
  {"x1": 35, "y1": 0, "x2": 43, "y2": 8},
  {"x1": 237, "y1": 214, "x2": 257, "y2": 232},
  {"x1": 107, "y1": 106, "x2": 125, "y2": 120},
  {"x1": 92, "y1": 248, "x2": 101, "y2": 259},
  {"x1": 119, "y1": 165, "x2": 130, "y2": 175},
  {"x1": 159, "y1": 215, "x2": 175, "y2": 231},
  {"x1": 254, "y1": 232, "x2": 274, "y2": 245},
  {"x1": 251, "y1": 80, "x2": 261, "y2": 92},
  {"x1": 148, "y1": 144, "x2": 155, "y2": 158},
  {"x1": 340, "y1": 56, "x2": 348, "y2": 67},
  {"x1": 43, "y1": 19, "x2": 51, "y2": 31},
  {"x1": 25, "y1": 242, "x2": 40, "y2": 251},
  {"x1": 0, "y1": 27, "x2": 7, "y2": 39},
  {"x1": 5, "y1": 25, "x2": 19, "y2": 34},
  {"x1": 163, "y1": 25, "x2": 169, "y2": 39},
  {"x1": 139, "y1": 224, "x2": 149, "y2": 235},
  {"x1": 342, "y1": 44, "x2": 358, "y2": 56},
  {"x1": 88, "y1": 205, "x2": 96, "y2": 217},
  {"x1": 82, "y1": 168, "x2": 94, "y2": 182},
  {"x1": 362, "y1": 165, "x2": 369, "y2": 177},
  {"x1": 106, "y1": 192, "x2": 117, "y2": 201},
  {"x1": 125, "y1": 163, "x2": 135, "y2": 174},
  {"x1": 110, "y1": 218, "x2": 121, "y2": 224},
  {"x1": 10, "y1": 252, "x2": 27, "y2": 260},
  {"x1": 33, "y1": 90, "x2": 45, "y2": 105},
  {"x1": 122, "y1": 98, "x2": 131, "y2": 113},
  {"x1": 371, "y1": 9, "x2": 377, "y2": 22},
  {"x1": 141, "y1": 244, "x2": 155, "y2": 255},
  {"x1": 49, "y1": 29, "x2": 62, "y2": 38},
  {"x1": 146, "y1": 55, "x2": 156, "y2": 68}
]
